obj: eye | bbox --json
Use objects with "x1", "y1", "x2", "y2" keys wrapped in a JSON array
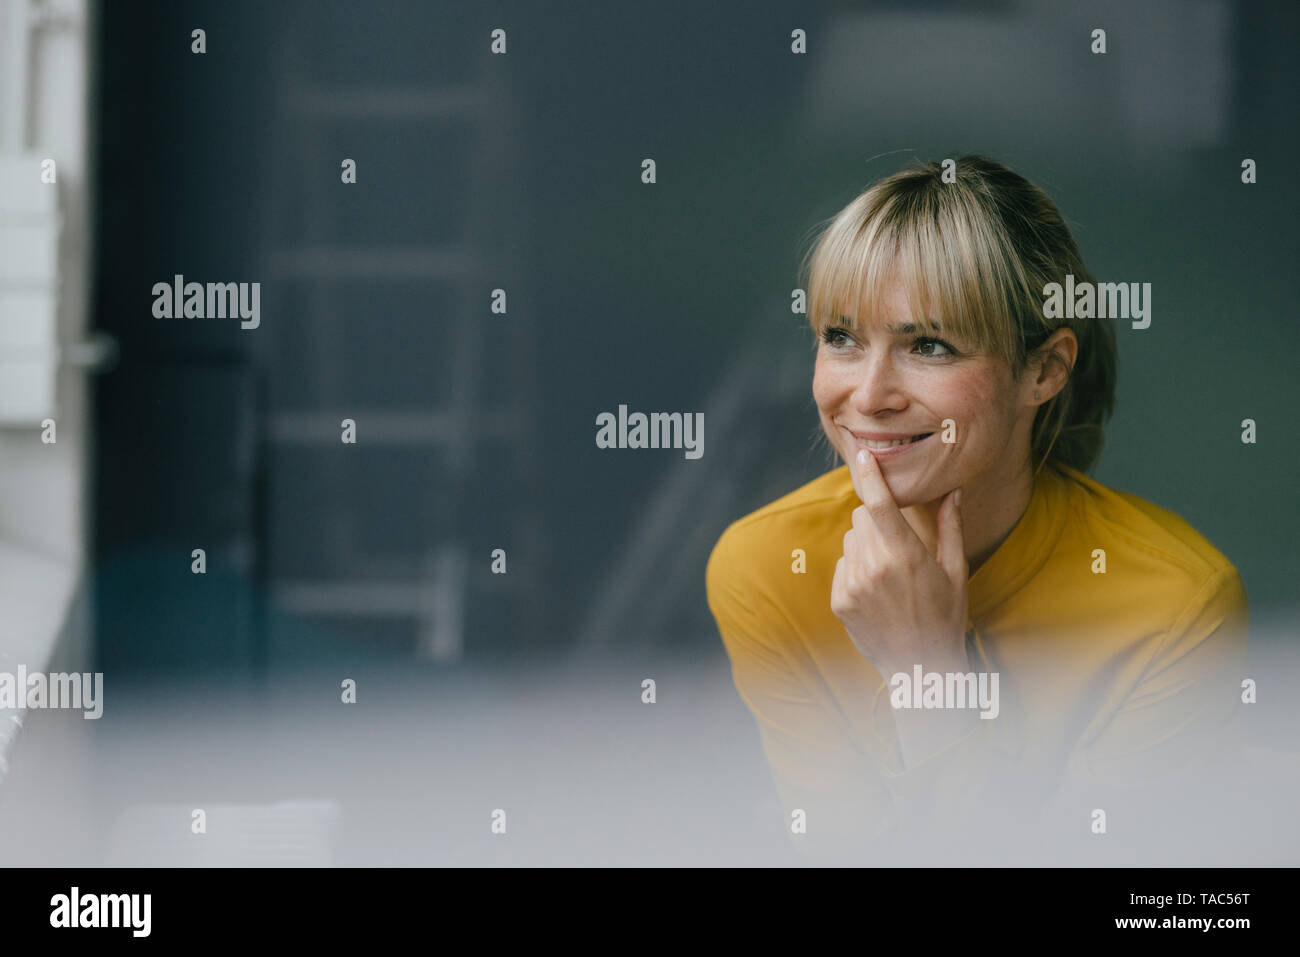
[
  {"x1": 913, "y1": 336, "x2": 956, "y2": 358},
  {"x1": 820, "y1": 325, "x2": 854, "y2": 349}
]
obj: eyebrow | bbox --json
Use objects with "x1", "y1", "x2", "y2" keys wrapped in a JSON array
[{"x1": 839, "y1": 316, "x2": 942, "y2": 335}]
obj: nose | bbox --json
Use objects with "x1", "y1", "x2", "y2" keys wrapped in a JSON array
[{"x1": 849, "y1": 348, "x2": 907, "y2": 415}]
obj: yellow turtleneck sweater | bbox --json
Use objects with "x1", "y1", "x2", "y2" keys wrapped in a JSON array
[{"x1": 705, "y1": 460, "x2": 1249, "y2": 847}]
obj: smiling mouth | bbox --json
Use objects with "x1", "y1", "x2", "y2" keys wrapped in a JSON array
[{"x1": 858, "y1": 433, "x2": 933, "y2": 449}]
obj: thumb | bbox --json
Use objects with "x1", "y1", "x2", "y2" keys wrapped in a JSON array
[{"x1": 936, "y1": 487, "x2": 968, "y2": 585}]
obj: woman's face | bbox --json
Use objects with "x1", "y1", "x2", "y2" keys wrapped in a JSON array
[{"x1": 813, "y1": 277, "x2": 1037, "y2": 510}]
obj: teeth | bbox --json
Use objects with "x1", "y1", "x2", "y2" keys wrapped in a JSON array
[{"x1": 857, "y1": 434, "x2": 930, "y2": 447}]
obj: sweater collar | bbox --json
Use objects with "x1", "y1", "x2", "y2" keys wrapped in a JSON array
[{"x1": 966, "y1": 461, "x2": 1069, "y2": 623}]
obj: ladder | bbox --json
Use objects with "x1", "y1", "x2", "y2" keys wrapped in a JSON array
[{"x1": 255, "y1": 30, "x2": 537, "y2": 663}]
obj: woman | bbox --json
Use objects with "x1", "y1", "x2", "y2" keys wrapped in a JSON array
[{"x1": 705, "y1": 156, "x2": 1248, "y2": 857}]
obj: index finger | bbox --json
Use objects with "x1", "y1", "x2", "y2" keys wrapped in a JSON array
[{"x1": 850, "y1": 447, "x2": 921, "y2": 551}]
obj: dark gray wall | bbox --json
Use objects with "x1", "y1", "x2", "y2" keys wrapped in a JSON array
[{"x1": 92, "y1": 0, "x2": 1299, "y2": 679}]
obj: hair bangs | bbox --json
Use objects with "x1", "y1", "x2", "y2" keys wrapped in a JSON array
[{"x1": 806, "y1": 184, "x2": 1020, "y2": 364}]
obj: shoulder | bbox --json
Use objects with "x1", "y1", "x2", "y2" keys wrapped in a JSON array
[
  {"x1": 1051, "y1": 463, "x2": 1247, "y2": 614},
  {"x1": 705, "y1": 466, "x2": 852, "y2": 600}
]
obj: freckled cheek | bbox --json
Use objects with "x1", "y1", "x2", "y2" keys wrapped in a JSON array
[
  {"x1": 811, "y1": 360, "x2": 846, "y2": 415},
  {"x1": 929, "y1": 373, "x2": 1001, "y2": 456}
]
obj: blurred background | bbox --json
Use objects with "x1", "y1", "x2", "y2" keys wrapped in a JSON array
[{"x1": 0, "y1": 0, "x2": 1296, "y2": 865}]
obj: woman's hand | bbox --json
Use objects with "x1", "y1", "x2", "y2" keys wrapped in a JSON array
[{"x1": 830, "y1": 448, "x2": 971, "y2": 680}]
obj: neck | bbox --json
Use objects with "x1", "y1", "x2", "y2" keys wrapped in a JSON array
[{"x1": 901, "y1": 461, "x2": 1037, "y2": 577}]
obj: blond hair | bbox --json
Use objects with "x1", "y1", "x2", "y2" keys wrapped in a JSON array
[{"x1": 800, "y1": 155, "x2": 1116, "y2": 475}]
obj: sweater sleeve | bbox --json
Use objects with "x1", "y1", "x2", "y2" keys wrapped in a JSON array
[
  {"x1": 868, "y1": 629, "x2": 1027, "y2": 831},
  {"x1": 706, "y1": 532, "x2": 897, "y2": 858},
  {"x1": 1064, "y1": 565, "x2": 1250, "y2": 785},
  {"x1": 855, "y1": 565, "x2": 1252, "y2": 841}
]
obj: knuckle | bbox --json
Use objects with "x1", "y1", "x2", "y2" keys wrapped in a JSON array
[{"x1": 848, "y1": 569, "x2": 874, "y2": 597}]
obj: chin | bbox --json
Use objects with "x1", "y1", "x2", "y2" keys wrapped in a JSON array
[
  {"x1": 879, "y1": 481, "x2": 931, "y2": 509},
  {"x1": 841, "y1": 451, "x2": 948, "y2": 508}
]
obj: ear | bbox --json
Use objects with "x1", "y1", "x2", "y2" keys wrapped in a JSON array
[{"x1": 1028, "y1": 327, "x2": 1078, "y2": 404}]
